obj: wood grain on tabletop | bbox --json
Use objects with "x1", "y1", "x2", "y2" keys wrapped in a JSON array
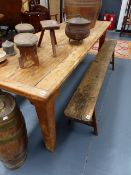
[{"x1": 0, "y1": 21, "x2": 110, "y2": 101}]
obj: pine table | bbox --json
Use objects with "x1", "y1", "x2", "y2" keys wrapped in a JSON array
[{"x1": 0, "y1": 21, "x2": 110, "y2": 152}]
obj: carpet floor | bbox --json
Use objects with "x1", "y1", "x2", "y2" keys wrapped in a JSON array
[
  {"x1": 0, "y1": 55, "x2": 131, "y2": 175},
  {"x1": 89, "y1": 39, "x2": 130, "y2": 59}
]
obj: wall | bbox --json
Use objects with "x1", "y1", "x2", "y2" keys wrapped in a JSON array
[{"x1": 99, "y1": 0, "x2": 122, "y2": 27}]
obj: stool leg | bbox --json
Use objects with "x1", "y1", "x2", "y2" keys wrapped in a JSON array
[
  {"x1": 33, "y1": 45, "x2": 39, "y2": 66},
  {"x1": 52, "y1": 30, "x2": 57, "y2": 45},
  {"x1": 18, "y1": 47, "x2": 25, "y2": 68},
  {"x1": 33, "y1": 55, "x2": 39, "y2": 66},
  {"x1": 18, "y1": 56, "x2": 24, "y2": 68},
  {"x1": 50, "y1": 30, "x2": 56, "y2": 57},
  {"x1": 38, "y1": 30, "x2": 45, "y2": 47}
]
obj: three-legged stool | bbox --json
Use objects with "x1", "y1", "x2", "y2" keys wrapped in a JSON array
[{"x1": 38, "y1": 20, "x2": 60, "y2": 57}]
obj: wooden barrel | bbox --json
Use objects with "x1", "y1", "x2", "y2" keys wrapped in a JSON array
[
  {"x1": 0, "y1": 92, "x2": 27, "y2": 169},
  {"x1": 64, "y1": 0, "x2": 102, "y2": 28}
]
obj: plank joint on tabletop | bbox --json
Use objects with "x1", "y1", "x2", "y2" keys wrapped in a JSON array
[{"x1": 0, "y1": 80, "x2": 48, "y2": 101}]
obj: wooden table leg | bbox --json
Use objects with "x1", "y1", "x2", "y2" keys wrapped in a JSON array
[
  {"x1": 31, "y1": 93, "x2": 57, "y2": 152},
  {"x1": 98, "y1": 31, "x2": 107, "y2": 51}
]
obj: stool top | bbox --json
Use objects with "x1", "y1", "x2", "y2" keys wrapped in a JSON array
[
  {"x1": 15, "y1": 23, "x2": 34, "y2": 33},
  {"x1": 14, "y1": 33, "x2": 38, "y2": 47},
  {"x1": 40, "y1": 20, "x2": 60, "y2": 30}
]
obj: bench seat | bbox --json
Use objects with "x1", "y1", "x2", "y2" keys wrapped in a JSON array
[{"x1": 64, "y1": 40, "x2": 117, "y2": 135}]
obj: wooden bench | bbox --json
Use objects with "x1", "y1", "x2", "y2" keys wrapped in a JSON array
[{"x1": 64, "y1": 40, "x2": 117, "y2": 135}]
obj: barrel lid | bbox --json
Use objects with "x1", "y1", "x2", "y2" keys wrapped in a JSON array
[
  {"x1": 0, "y1": 93, "x2": 15, "y2": 120},
  {"x1": 67, "y1": 17, "x2": 91, "y2": 25}
]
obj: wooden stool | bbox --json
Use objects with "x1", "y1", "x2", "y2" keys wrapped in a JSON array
[
  {"x1": 38, "y1": 20, "x2": 60, "y2": 57},
  {"x1": 14, "y1": 33, "x2": 39, "y2": 68},
  {"x1": 15, "y1": 23, "x2": 34, "y2": 33}
]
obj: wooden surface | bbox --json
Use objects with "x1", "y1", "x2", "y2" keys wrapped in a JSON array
[
  {"x1": 0, "y1": 21, "x2": 110, "y2": 101},
  {"x1": 64, "y1": 40, "x2": 117, "y2": 123},
  {"x1": 0, "y1": 21, "x2": 110, "y2": 151}
]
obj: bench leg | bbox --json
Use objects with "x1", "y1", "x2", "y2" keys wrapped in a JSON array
[
  {"x1": 67, "y1": 119, "x2": 72, "y2": 125},
  {"x1": 92, "y1": 109, "x2": 98, "y2": 136},
  {"x1": 110, "y1": 52, "x2": 115, "y2": 71}
]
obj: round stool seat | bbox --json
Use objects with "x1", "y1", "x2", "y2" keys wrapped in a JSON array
[
  {"x1": 15, "y1": 23, "x2": 34, "y2": 33},
  {"x1": 14, "y1": 33, "x2": 38, "y2": 47}
]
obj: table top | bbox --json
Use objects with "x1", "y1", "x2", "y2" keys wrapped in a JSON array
[{"x1": 0, "y1": 21, "x2": 110, "y2": 102}]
